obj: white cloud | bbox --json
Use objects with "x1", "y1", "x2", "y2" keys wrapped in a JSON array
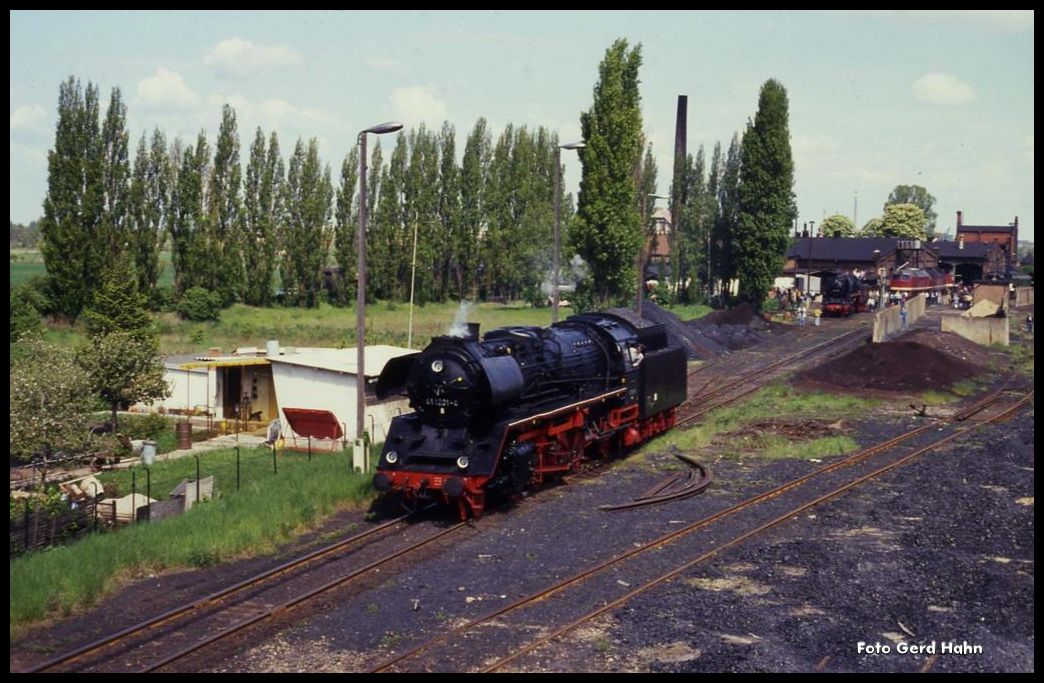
[
  {"x1": 136, "y1": 68, "x2": 200, "y2": 109},
  {"x1": 10, "y1": 104, "x2": 47, "y2": 130},
  {"x1": 912, "y1": 73, "x2": 976, "y2": 106},
  {"x1": 389, "y1": 85, "x2": 449, "y2": 128},
  {"x1": 203, "y1": 38, "x2": 303, "y2": 79}
]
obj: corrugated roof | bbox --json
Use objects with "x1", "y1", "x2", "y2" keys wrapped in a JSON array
[
  {"x1": 930, "y1": 240, "x2": 994, "y2": 258},
  {"x1": 786, "y1": 237, "x2": 900, "y2": 262},
  {"x1": 957, "y1": 224, "x2": 1017, "y2": 234},
  {"x1": 267, "y1": 345, "x2": 415, "y2": 377}
]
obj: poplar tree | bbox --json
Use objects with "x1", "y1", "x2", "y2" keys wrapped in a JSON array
[
  {"x1": 371, "y1": 134, "x2": 408, "y2": 301},
  {"x1": 571, "y1": 38, "x2": 645, "y2": 307},
  {"x1": 242, "y1": 129, "x2": 285, "y2": 306},
  {"x1": 735, "y1": 79, "x2": 797, "y2": 309},
  {"x1": 459, "y1": 119, "x2": 491, "y2": 299},
  {"x1": 169, "y1": 133, "x2": 211, "y2": 296},
  {"x1": 333, "y1": 144, "x2": 360, "y2": 305},
  {"x1": 281, "y1": 138, "x2": 333, "y2": 307},
  {"x1": 714, "y1": 133, "x2": 742, "y2": 299},
  {"x1": 210, "y1": 104, "x2": 244, "y2": 305},
  {"x1": 100, "y1": 87, "x2": 131, "y2": 263},
  {"x1": 40, "y1": 77, "x2": 105, "y2": 318},
  {"x1": 128, "y1": 129, "x2": 169, "y2": 298},
  {"x1": 437, "y1": 122, "x2": 462, "y2": 301}
]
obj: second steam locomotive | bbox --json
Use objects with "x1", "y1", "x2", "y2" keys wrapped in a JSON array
[{"x1": 373, "y1": 313, "x2": 687, "y2": 518}]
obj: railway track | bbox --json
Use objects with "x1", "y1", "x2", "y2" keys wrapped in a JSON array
[
  {"x1": 26, "y1": 514, "x2": 469, "y2": 673},
  {"x1": 367, "y1": 385, "x2": 1032, "y2": 673}
]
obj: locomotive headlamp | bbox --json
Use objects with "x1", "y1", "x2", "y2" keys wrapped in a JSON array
[
  {"x1": 431, "y1": 360, "x2": 444, "y2": 373},
  {"x1": 385, "y1": 451, "x2": 399, "y2": 464},
  {"x1": 456, "y1": 456, "x2": 469, "y2": 469}
]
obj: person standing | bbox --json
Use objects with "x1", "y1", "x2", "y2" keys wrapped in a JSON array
[
  {"x1": 797, "y1": 302, "x2": 807, "y2": 327},
  {"x1": 899, "y1": 297, "x2": 908, "y2": 329}
]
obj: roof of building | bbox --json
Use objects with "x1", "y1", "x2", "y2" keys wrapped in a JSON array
[
  {"x1": 957, "y1": 224, "x2": 1018, "y2": 234},
  {"x1": 929, "y1": 240, "x2": 995, "y2": 259},
  {"x1": 267, "y1": 345, "x2": 415, "y2": 377},
  {"x1": 786, "y1": 237, "x2": 901, "y2": 262}
]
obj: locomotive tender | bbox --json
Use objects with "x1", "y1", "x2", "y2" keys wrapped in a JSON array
[{"x1": 373, "y1": 312, "x2": 687, "y2": 518}]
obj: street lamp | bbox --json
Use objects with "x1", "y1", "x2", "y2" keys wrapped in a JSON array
[
  {"x1": 553, "y1": 141, "x2": 585, "y2": 324},
  {"x1": 638, "y1": 193, "x2": 669, "y2": 316},
  {"x1": 357, "y1": 121, "x2": 404, "y2": 443}
]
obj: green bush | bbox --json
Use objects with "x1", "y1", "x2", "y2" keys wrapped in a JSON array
[{"x1": 176, "y1": 286, "x2": 223, "y2": 322}]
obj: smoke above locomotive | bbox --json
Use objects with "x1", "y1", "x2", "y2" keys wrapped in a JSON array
[{"x1": 373, "y1": 312, "x2": 687, "y2": 518}]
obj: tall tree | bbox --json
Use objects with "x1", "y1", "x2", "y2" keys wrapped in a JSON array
[
  {"x1": 99, "y1": 87, "x2": 131, "y2": 263},
  {"x1": 885, "y1": 184, "x2": 937, "y2": 234},
  {"x1": 459, "y1": 119, "x2": 491, "y2": 299},
  {"x1": 333, "y1": 143, "x2": 360, "y2": 305},
  {"x1": 128, "y1": 129, "x2": 169, "y2": 297},
  {"x1": 242, "y1": 129, "x2": 284, "y2": 306},
  {"x1": 168, "y1": 133, "x2": 211, "y2": 296},
  {"x1": 437, "y1": 122, "x2": 462, "y2": 301},
  {"x1": 281, "y1": 138, "x2": 333, "y2": 307},
  {"x1": 735, "y1": 80, "x2": 796, "y2": 309},
  {"x1": 39, "y1": 77, "x2": 105, "y2": 318},
  {"x1": 713, "y1": 133, "x2": 742, "y2": 298},
  {"x1": 370, "y1": 133, "x2": 408, "y2": 301},
  {"x1": 210, "y1": 104, "x2": 244, "y2": 305},
  {"x1": 570, "y1": 38, "x2": 645, "y2": 307}
]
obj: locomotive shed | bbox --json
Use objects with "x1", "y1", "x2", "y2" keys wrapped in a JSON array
[{"x1": 10, "y1": 307, "x2": 1033, "y2": 674}]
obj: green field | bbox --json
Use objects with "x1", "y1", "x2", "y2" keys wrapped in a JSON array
[{"x1": 13, "y1": 247, "x2": 711, "y2": 354}]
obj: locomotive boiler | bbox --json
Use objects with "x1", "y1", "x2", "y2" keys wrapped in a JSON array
[{"x1": 372, "y1": 313, "x2": 687, "y2": 518}]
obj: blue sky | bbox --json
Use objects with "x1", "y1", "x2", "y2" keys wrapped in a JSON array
[{"x1": 10, "y1": 10, "x2": 1035, "y2": 241}]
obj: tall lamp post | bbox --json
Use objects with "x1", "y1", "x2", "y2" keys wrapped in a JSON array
[
  {"x1": 638, "y1": 193, "x2": 669, "y2": 316},
  {"x1": 357, "y1": 121, "x2": 403, "y2": 442},
  {"x1": 553, "y1": 142, "x2": 585, "y2": 324}
]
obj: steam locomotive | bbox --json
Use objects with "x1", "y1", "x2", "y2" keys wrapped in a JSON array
[
  {"x1": 821, "y1": 271, "x2": 871, "y2": 317},
  {"x1": 372, "y1": 313, "x2": 687, "y2": 518}
]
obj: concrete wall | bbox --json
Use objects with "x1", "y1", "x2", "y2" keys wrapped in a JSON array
[
  {"x1": 134, "y1": 367, "x2": 213, "y2": 415},
  {"x1": 974, "y1": 284, "x2": 1009, "y2": 312},
  {"x1": 873, "y1": 293, "x2": 926, "y2": 342},
  {"x1": 942, "y1": 314, "x2": 1009, "y2": 347},
  {"x1": 1014, "y1": 287, "x2": 1034, "y2": 308}
]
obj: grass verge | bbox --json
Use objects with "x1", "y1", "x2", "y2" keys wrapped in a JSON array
[
  {"x1": 637, "y1": 383, "x2": 872, "y2": 464},
  {"x1": 10, "y1": 446, "x2": 375, "y2": 638}
]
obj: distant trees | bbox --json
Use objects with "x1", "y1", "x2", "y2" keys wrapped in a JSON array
[
  {"x1": 820, "y1": 214, "x2": 857, "y2": 237},
  {"x1": 861, "y1": 203, "x2": 929, "y2": 241},
  {"x1": 886, "y1": 184, "x2": 936, "y2": 234},
  {"x1": 35, "y1": 66, "x2": 809, "y2": 315}
]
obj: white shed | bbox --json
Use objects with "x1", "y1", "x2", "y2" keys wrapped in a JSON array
[{"x1": 268, "y1": 345, "x2": 414, "y2": 444}]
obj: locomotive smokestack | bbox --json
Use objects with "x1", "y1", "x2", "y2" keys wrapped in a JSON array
[
  {"x1": 465, "y1": 322, "x2": 480, "y2": 340},
  {"x1": 956, "y1": 210, "x2": 963, "y2": 229}
]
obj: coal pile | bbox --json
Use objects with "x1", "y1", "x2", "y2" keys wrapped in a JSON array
[
  {"x1": 794, "y1": 340, "x2": 984, "y2": 393},
  {"x1": 608, "y1": 304, "x2": 726, "y2": 360},
  {"x1": 688, "y1": 302, "x2": 788, "y2": 352}
]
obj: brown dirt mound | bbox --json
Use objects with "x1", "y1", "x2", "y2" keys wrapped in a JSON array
[
  {"x1": 794, "y1": 340, "x2": 984, "y2": 393},
  {"x1": 700, "y1": 302, "x2": 767, "y2": 326}
]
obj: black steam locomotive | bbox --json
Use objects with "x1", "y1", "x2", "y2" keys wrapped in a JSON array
[
  {"x1": 821, "y1": 271, "x2": 871, "y2": 317},
  {"x1": 373, "y1": 313, "x2": 687, "y2": 518}
]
